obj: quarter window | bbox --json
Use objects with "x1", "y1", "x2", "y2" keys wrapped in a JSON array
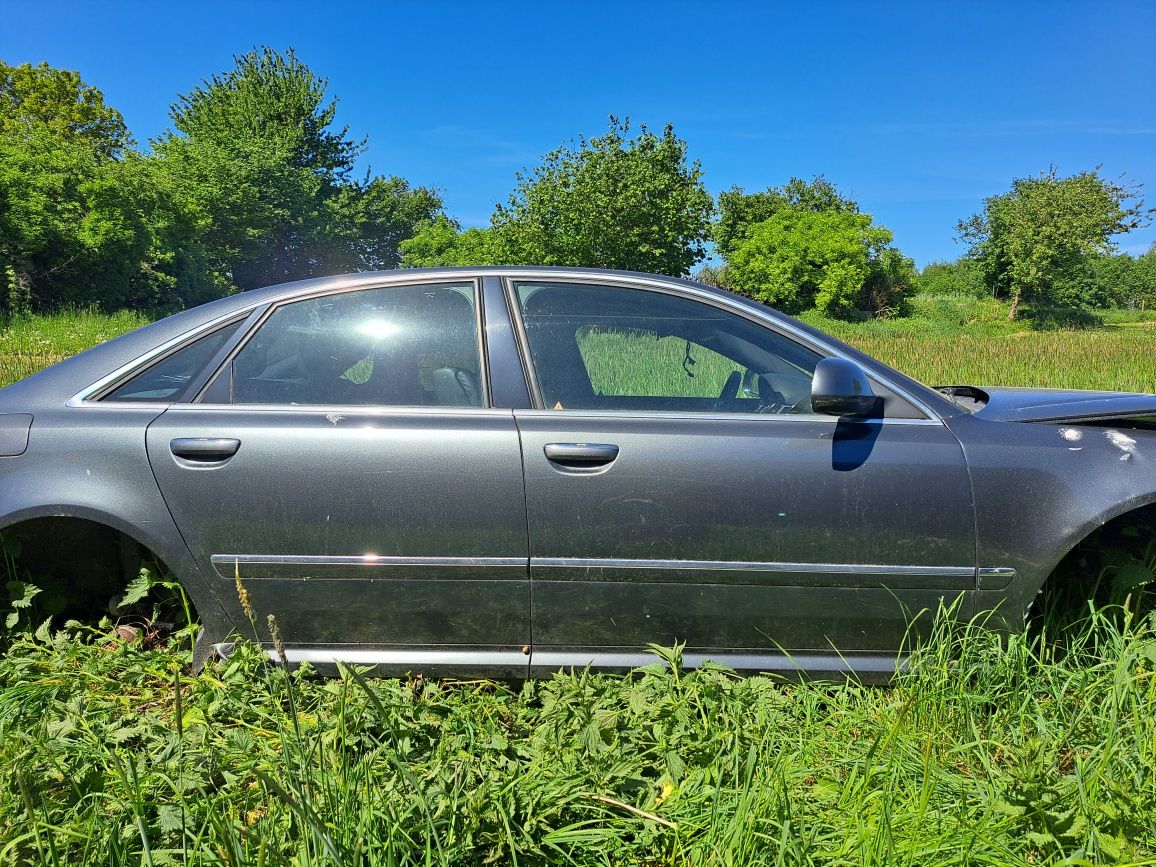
[
  {"x1": 102, "y1": 321, "x2": 242, "y2": 402},
  {"x1": 514, "y1": 282, "x2": 822, "y2": 413},
  {"x1": 214, "y1": 282, "x2": 483, "y2": 407}
]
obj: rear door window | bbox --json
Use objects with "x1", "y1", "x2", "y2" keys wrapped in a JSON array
[{"x1": 206, "y1": 282, "x2": 484, "y2": 407}]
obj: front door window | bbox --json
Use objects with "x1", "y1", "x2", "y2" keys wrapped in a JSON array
[{"x1": 514, "y1": 281, "x2": 821, "y2": 413}]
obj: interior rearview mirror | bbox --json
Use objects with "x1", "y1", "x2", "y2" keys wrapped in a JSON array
[{"x1": 811, "y1": 358, "x2": 882, "y2": 417}]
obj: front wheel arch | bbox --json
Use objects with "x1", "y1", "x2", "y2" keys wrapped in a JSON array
[{"x1": 1035, "y1": 502, "x2": 1156, "y2": 624}]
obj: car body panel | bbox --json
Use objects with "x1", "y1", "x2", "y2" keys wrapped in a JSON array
[
  {"x1": 973, "y1": 387, "x2": 1156, "y2": 423},
  {"x1": 0, "y1": 405, "x2": 235, "y2": 639},
  {"x1": 515, "y1": 410, "x2": 977, "y2": 662},
  {"x1": 145, "y1": 405, "x2": 531, "y2": 650},
  {"x1": 946, "y1": 411, "x2": 1156, "y2": 628}
]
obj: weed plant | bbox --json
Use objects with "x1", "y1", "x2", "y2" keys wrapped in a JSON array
[{"x1": 0, "y1": 601, "x2": 1154, "y2": 865}]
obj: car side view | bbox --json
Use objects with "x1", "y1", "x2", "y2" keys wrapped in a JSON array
[{"x1": 1, "y1": 267, "x2": 1154, "y2": 679}]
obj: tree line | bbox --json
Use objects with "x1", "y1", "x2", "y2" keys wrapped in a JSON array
[{"x1": 2, "y1": 48, "x2": 1153, "y2": 321}]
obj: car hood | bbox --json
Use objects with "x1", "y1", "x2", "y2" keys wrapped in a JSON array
[{"x1": 971, "y1": 387, "x2": 1156, "y2": 423}]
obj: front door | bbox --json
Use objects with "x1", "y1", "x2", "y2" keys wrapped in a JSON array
[
  {"x1": 508, "y1": 279, "x2": 976, "y2": 675},
  {"x1": 146, "y1": 280, "x2": 529, "y2": 673}
]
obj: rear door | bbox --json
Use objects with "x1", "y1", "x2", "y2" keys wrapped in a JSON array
[
  {"x1": 145, "y1": 279, "x2": 529, "y2": 675},
  {"x1": 508, "y1": 278, "x2": 977, "y2": 675}
]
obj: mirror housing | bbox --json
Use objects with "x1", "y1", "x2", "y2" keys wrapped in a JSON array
[{"x1": 811, "y1": 358, "x2": 881, "y2": 417}]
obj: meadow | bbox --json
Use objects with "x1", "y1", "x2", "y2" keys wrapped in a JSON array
[{"x1": 1, "y1": 301, "x2": 1155, "y2": 865}]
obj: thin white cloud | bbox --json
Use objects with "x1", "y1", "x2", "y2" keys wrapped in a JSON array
[
  {"x1": 710, "y1": 119, "x2": 1156, "y2": 141},
  {"x1": 419, "y1": 125, "x2": 538, "y2": 166}
]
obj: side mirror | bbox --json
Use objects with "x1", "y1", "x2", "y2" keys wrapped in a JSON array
[{"x1": 811, "y1": 358, "x2": 881, "y2": 417}]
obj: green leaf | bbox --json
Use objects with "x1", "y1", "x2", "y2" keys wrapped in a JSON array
[{"x1": 118, "y1": 568, "x2": 154, "y2": 608}]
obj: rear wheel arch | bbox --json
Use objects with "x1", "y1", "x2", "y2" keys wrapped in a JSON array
[{"x1": 0, "y1": 506, "x2": 230, "y2": 636}]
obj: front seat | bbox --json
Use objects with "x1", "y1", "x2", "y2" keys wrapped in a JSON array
[{"x1": 430, "y1": 367, "x2": 481, "y2": 406}]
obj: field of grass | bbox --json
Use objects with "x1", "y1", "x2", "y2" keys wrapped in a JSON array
[
  {"x1": 0, "y1": 608, "x2": 1153, "y2": 865},
  {"x1": 0, "y1": 308, "x2": 149, "y2": 388},
  {"x1": 1, "y1": 303, "x2": 1155, "y2": 864}
]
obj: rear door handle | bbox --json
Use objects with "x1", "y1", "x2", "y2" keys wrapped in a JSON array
[
  {"x1": 170, "y1": 437, "x2": 241, "y2": 462},
  {"x1": 543, "y1": 442, "x2": 619, "y2": 470}
]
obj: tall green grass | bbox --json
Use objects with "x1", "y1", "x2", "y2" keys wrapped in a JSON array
[
  {"x1": 2, "y1": 300, "x2": 1154, "y2": 394},
  {"x1": 833, "y1": 329, "x2": 1156, "y2": 392},
  {"x1": 1, "y1": 606, "x2": 1154, "y2": 864},
  {"x1": 804, "y1": 298, "x2": 1156, "y2": 392},
  {"x1": 0, "y1": 309, "x2": 149, "y2": 388}
]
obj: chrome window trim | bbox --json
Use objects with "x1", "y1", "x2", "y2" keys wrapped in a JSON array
[
  {"x1": 501, "y1": 273, "x2": 944, "y2": 421},
  {"x1": 513, "y1": 408, "x2": 943, "y2": 426},
  {"x1": 168, "y1": 403, "x2": 516, "y2": 417},
  {"x1": 67, "y1": 267, "x2": 948, "y2": 418},
  {"x1": 69, "y1": 274, "x2": 489, "y2": 410},
  {"x1": 196, "y1": 277, "x2": 489, "y2": 409}
]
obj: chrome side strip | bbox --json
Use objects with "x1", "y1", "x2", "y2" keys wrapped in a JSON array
[
  {"x1": 978, "y1": 566, "x2": 1018, "y2": 590},
  {"x1": 213, "y1": 642, "x2": 899, "y2": 681},
  {"x1": 534, "y1": 558, "x2": 976, "y2": 577},
  {"x1": 212, "y1": 554, "x2": 1015, "y2": 588},
  {"x1": 279, "y1": 648, "x2": 527, "y2": 668},
  {"x1": 211, "y1": 553, "x2": 527, "y2": 580},
  {"x1": 214, "y1": 645, "x2": 531, "y2": 677},
  {"x1": 214, "y1": 554, "x2": 526, "y2": 567},
  {"x1": 530, "y1": 650, "x2": 903, "y2": 680}
]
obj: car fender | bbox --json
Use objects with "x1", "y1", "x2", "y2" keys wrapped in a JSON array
[
  {"x1": 0, "y1": 407, "x2": 235, "y2": 639},
  {"x1": 947, "y1": 412, "x2": 1156, "y2": 627}
]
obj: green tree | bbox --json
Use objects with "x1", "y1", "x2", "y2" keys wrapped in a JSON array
[
  {"x1": 958, "y1": 167, "x2": 1152, "y2": 319},
  {"x1": 714, "y1": 176, "x2": 858, "y2": 261},
  {"x1": 0, "y1": 60, "x2": 175, "y2": 311},
  {"x1": 692, "y1": 263, "x2": 732, "y2": 290},
  {"x1": 916, "y1": 258, "x2": 988, "y2": 298},
  {"x1": 718, "y1": 177, "x2": 913, "y2": 317},
  {"x1": 0, "y1": 61, "x2": 130, "y2": 156},
  {"x1": 726, "y1": 209, "x2": 913, "y2": 318},
  {"x1": 399, "y1": 215, "x2": 499, "y2": 267},
  {"x1": 490, "y1": 117, "x2": 713, "y2": 275},
  {"x1": 1051, "y1": 250, "x2": 1156, "y2": 310},
  {"x1": 1138, "y1": 244, "x2": 1156, "y2": 309},
  {"x1": 151, "y1": 47, "x2": 441, "y2": 293}
]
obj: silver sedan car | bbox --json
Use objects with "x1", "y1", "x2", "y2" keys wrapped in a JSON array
[{"x1": 1, "y1": 268, "x2": 1154, "y2": 678}]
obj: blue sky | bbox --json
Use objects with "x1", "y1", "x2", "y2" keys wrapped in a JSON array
[{"x1": 3, "y1": 0, "x2": 1154, "y2": 267}]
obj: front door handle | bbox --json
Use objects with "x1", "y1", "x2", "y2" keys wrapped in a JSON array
[
  {"x1": 170, "y1": 437, "x2": 241, "y2": 462},
  {"x1": 543, "y1": 442, "x2": 620, "y2": 471}
]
